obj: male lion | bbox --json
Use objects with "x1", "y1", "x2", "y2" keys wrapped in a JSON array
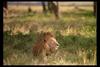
[{"x1": 32, "y1": 32, "x2": 59, "y2": 61}]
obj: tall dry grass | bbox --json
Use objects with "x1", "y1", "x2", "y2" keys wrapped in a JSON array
[{"x1": 3, "y1": 5, "x2": 96, "y2": 65}]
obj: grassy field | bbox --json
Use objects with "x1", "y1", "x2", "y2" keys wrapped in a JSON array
[{"x1": 3, "y1": 5, "x2": 96, "y2": 65}]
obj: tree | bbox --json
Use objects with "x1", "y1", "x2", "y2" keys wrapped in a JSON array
[
  {"x1": 3, "y1": 1, "x2": 8, "y2": 9},
  {"x1": 47, "y1": 1, "x2": 59, "y2": 19},
  {"x1": 28, "y1": 6, "x2": 32, "y2": 13},
  {"x1": 54, "y1": 1, "x2": 59, "y2": 19},
  {"x1": 94, "y1": 2, "x2": 97, "y2": 16},
  {"x1": 48, "y1": 2, "x2": 53, "y2": 13},
  {"x1": 3, "y1": 1, "x2": 8, "y2": 16},
  {"x1": 42, "y1": 2, "x2": 47, "y2": 14}
]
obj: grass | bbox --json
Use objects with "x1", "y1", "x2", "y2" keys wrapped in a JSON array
[{"x1": 3, "y1": 5, "x2": 96, "y2": 65}]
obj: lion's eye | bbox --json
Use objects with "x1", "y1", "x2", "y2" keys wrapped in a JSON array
[{"x1": 44, "y1": 39, "x2": 47, "y2": 42}]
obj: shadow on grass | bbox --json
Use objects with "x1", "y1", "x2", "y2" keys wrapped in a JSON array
[
  {"x1": 3, "y1": 31, "x2": 36, "y2": 52},
  {"x1": 55, "y1": 31, "x2": 96, "y2": 49},
  {"x1": 55, "y1": 31, "x2": 96, "y2": 64}
]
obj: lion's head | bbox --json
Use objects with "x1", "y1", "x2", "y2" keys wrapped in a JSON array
[{"x1": 32, "y1": 32, "x2": 59, "y2": 57}]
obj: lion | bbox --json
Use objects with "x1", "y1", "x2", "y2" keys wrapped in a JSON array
[{"x1": 32, "y1": 32, "x2": 59, "y2": 62}]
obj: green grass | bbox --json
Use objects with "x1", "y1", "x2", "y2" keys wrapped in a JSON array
[{"x1": 3, "y1": 6, "x2": 96, "y2": 65}]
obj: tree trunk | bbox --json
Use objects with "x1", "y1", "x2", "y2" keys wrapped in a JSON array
[
  {"x1": 3, "y1": 1, "x2": 8, "y2": 9},
  {"x1": 42, "y1": 2, "x2": 47, "y2": 14},
  {"x1": 47, "y1": 2, "x2": 59, "y2": 19},
  {"x1": 28, "y1": 7, "x2": 32, "y2": 12},
  {"x1": 94, "y1": 2, "x2": 97, "y2": 16},
  {"x1": 55, "y1": 2, "x2": 59, "y2": 19},
  {"x1": 48, "y1": 2, "x2": 53, "y2": 13},
  {"x1": 3, "y1": 1, "x2": 8, "y2": 17}
]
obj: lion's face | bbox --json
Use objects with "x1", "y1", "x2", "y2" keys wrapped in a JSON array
[
  {"x1": 33, "y1": 32, "x2": 60, "y2": 57},
  {"x1": 43, "y1": 32, "x2": 59, "y2": 53}
]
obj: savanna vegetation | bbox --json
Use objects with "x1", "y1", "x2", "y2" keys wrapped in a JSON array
[{"x1": 3, "y1": 2, "x2": 96, "y2": 65}]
